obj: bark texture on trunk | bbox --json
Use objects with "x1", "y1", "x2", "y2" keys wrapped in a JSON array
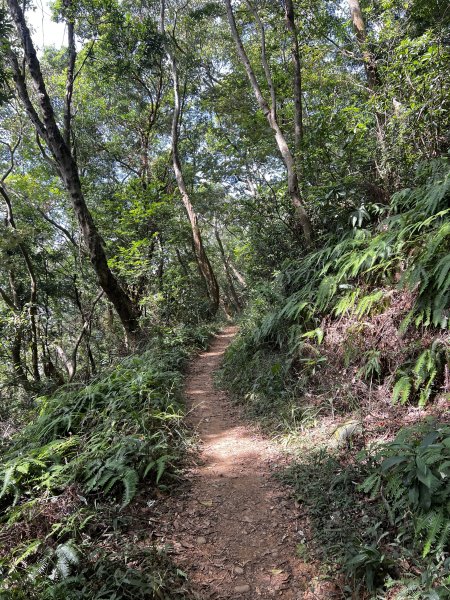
[
  {"x1": 284, "y1": 0, "x2": 303, "y2": 150},
  {"x1": 224, "y1": 0, "x2": 313, "y2": 246},
  {"x1": 6, "y1": 0, "x2": 140, "y2": 338},
  {"x1": 348, "y1": 0, "x2": 380, "y2": 90},
  {"x1": 169, "y1": 54, "x2": 220, "y2": 314}
]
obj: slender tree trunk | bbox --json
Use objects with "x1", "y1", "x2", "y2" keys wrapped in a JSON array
[
  {"x1": 214, "y1": 228, "x2": 242, "y2": 311},
  {"x1": 175, "y1": 247, "x2": 190, "y2": 277},
  {"x1": 11, "y1": 325, "x2": 30, "y2": 389},
  {"x1": 159, "y1": 0, "x2": 219, "y2": 312},
  {"x1": 6, "y1": 271, "x2": 31, "y2": 390},
  {"x1": 284, "y1": 0, "x2": 303, "y2": 151},
  {"x1": 63, "y1": 0, "x2": 76, "y2": 148},
  {"x1": 348, "y1": 0, "x2": 380, "y2": 90},
  {"x1": 167, "y1": 54, "x2": 220, "y2": 313},
  {"x1": 224, "y1": 0, "x2": 313, "y2": 246},
  {"x1": 348, "y1": 0, "x2": 389, "y2": 189},
  {"x1": 156, "y1": 235, "x2": 164, "y2": 289},
  {"x1": 1, "y1": 186, "x2": 40, "y2": 382},
  {"x1": 229, "y1": 262, "x2": 247, "y2": 289},
  {"x1": 87, "y1": 341, "x2": 97, "y2": 375},
  {"x1": 73, "y1": 282, "x2": 99, "y2": 380},
  {"x1": 6, "y1": 0, "x2": 140, "y2": 339},
  {"x1": 57, "y1": 289, "x2": 103, "y2": 382}
]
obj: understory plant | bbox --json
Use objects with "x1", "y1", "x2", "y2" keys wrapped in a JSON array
[
  {"x1": 347, "y1": 421, "x2": 450, "y2": 597},
  {"x1": 221, "y1": 159, "x2": 450, "y2": 597},
  {"x1": 222, "y1": 159, "x2": 449, "y2": 419},
  {"x1": 0, "y1": 323, "x2": 214, "y2": 598}
]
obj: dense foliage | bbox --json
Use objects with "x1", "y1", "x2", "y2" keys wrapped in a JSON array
[
  {"x1": 0, "y1": 323, "x2": 213, "y2": 598},
  {"x1": 0, "y1": 0, "x2": 448, "y2": 597}
]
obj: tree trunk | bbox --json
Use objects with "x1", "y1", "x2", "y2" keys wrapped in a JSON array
[
  {"x1": 348, "y1": 0, "x2": 380, "y2": 90},
  {"x1": 63, "y1": 0, "x2": 76, "y2": 148},
  {"x1": 1, "y1": 185, "x2": 40, "y2": 382},
  {"x1": 214, "y1": 228, "x2": 242, "y2": 311},
  {"x1": 229, "y1": 262, "x2": 247, "y2": 289},
  {"x1": 6, "y1": 271, "x2": 31, "y2": 391},
  {"x1": 6, "y1": 0, "x2": 140, "y2": 339},
  {"x1": 224, "y1": 0, "x2": 313, "y2": 246},
  {"x1": 348, "y1": 0, "x2": 389, "y2": 189},
  {"x1": 167, "y1": 53, "x2": 220, "y2": 314},
  {"x1": 284, "y1": 0, "x2": 303, "y2": 151},
  {"x1": 158, "y1": 0, "x2": 219, "y2": 313},
  {"x1": 11, "y1": 325, "x2": 30, "y2": 389}
]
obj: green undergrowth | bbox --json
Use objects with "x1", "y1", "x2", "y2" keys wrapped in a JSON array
[
  {"x1": 281, "y1": 420, "x2": 450, "y2": 598},
  {"x1": 219, "y1": 159, "x2": 450, "y2": 596},
  {"x1": 0, "y1": 322, "x2": 216, "y2": 599},
  {"x1": 220, "y1": 159, "x2": 449, "y2": 420}
]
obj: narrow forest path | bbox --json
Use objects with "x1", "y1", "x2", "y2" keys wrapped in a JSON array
[{"x1": 156, "y1": 327, "x2": 335, "y2": 599}]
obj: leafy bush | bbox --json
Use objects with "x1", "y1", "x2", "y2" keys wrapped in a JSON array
[
  {"x1": 343, "y1": 421, "x2": 450, "y2": 597},
  {"x1": 359, "y1": 422, "x2": 450, "y2": 559},
  {"x1": 281, "y1": 422, "x2": 450, "y2": 597}
]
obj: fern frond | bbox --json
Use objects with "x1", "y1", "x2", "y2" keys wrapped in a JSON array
[
  {"x1": 121, "y1": 468, "x2": 138, "y2": 507},
  {"x1": 392, "y1": 376, "x2": 412, "y2": 405}
]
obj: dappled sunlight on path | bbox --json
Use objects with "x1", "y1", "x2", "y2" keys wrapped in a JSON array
[{"x1": 155, "y1": 327, "x2": 338, "y2": 599}]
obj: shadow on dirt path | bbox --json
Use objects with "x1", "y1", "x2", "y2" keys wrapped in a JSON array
[{"x1": 156, "y1": 327, "x2": 338, "y2": 599}]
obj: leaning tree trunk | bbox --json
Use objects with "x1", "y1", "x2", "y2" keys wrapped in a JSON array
[
  {"x1": 167, "y1": 53, "x2": 220, "y2": 314},
  {"x1": 6, "y1": 0, "x2": 140, "y2": 339},
  {"x1": 224, "y1": 0, "x2": 313, "y2": 246}
]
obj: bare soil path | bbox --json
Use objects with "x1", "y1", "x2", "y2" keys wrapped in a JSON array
[{"x1": 156, "y1": 327, "x2": 333, "y2": 599}]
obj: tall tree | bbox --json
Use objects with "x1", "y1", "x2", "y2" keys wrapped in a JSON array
[
  {"x1": 5, "y1": 0, "x2": 141, "y2": 339},
  {"x1": 348, "y1": 0, "x2": 380, "y2": 91},
  {"x1": 284, "y1": 0, "x2": 303, "y2": 151},
  {"x1": 347, "y1": 0, "x2": 389, "y2": 190},
  {"x1": 224, "y1": 0, "x2": 313, "y2": 246},
  {"x1": 161, "y1": 0, "x2": 220, "y2": 313}
]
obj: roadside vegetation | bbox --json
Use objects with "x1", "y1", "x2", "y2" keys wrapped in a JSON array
[
  {"x1": 0, "y1": 324, "x2": 215, "y2": 598},
  {"x1": 220, "y1": 163, "x2": 449, "y2": 597}
]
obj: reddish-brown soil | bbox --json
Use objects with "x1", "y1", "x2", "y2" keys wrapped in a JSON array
[{"x1": 156, "y1": 327, "x2": 338, "y2": 599}]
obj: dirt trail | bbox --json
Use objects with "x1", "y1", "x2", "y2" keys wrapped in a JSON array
[{"x1": 156, "y1": 327, "x2": 331, "y2": 599}]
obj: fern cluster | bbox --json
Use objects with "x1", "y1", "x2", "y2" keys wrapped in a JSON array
[
  {"x1": 267, "y1": 158, "x2": 448, "y2": 341},
  {"x1": 225, "y1": 159, "x2": 449, "y2": 410},
  {"x1": 0, "y1": 349, "x2": 184, "y2": 509},
  {"x1": 0, "y1": 323, "x2": 214, "y2": 597},
  {"x1": 351, "y1": 422, "x2": 450, "y2": 596},
  {"x1": 393, "y1": 340, "x2": 448, "y2": 407}
]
